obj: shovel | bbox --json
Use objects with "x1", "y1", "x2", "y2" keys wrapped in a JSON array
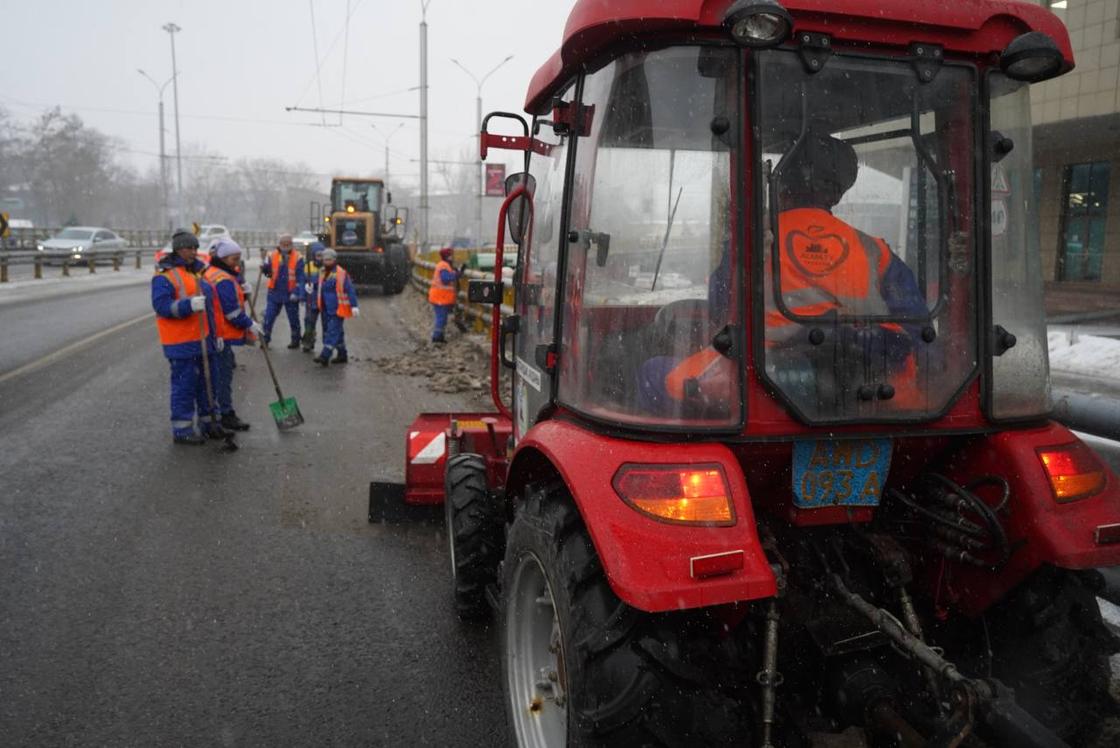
[
  {"x1": 247, "y1": 287, "x2": 304, "y2": 431},
  {"x1": 452, "y1": 264, "x2": 468, "y2": 333}
]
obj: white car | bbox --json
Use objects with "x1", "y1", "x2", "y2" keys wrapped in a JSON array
[
  {"x1": 292, "y1": 231, "x2": 320, "y2": 251},
  {"x1": 199, "y1": 224, "x2": 232, "y2": 251},
  {"x1": 37, "y1": 226, "x2": 127, "y2": 265}
]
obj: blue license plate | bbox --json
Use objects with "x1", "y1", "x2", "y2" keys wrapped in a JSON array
[{"x1": 792, "y1": 438, "x2": 892, "y2": 509}]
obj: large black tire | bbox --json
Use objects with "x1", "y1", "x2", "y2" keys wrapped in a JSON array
[
  {"x1": 444, "y1": 453, "x2": 503, "y2": 620},
  {"x1": 500, "y1": 483, "x2": 750, "y2": 747},
  {"x1": 383, "y1": 245, "x2": 409, "y2": 295},
  {"x1": 986, "y1": 566, "x2": 1119, "y2": 744}
]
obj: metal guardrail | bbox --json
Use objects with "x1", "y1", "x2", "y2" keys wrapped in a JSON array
[
  {"x1": 410, "y1": 258, "x2": 514, "y2": 329},
  {"x1": 0, "y1": 248, "x2": 160, "y2": 281},
  {"x1": 0, "y1": 227, "x2": 276, "y2": 251},
  {"x1": 1052, "y1": 388, "x2": 1120, "y2": 442}
]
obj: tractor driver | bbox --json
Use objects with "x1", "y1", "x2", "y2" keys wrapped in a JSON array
[{"x1": 638, "y1": 130, "x2": 926, "y2": 416}]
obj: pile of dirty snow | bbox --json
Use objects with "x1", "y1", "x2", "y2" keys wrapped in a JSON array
[{"x1": 1048, "y1": 332, "x2": 1120, "y2": 380}]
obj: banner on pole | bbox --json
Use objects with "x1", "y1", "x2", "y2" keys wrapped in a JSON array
[{"x1": 485, "y1": 163, "x2": 506, "y2": 197}]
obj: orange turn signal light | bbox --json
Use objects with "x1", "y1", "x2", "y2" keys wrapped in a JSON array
[
  {"x1": 613, "y1": 464, "x2": 735, "y2": 526},
  {"x1": 1037, "y1": 442, "x2": 1107, "y2": 503}
]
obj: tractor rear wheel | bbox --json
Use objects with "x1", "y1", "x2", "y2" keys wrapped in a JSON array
[
  {"x1": 444, "y1": 453, "x2": 503, "y2": 620},
  {"x1": 501, "y1": 483, "x2": 749, "y2": 747},
  {"x1": 986, "y1": 566, "x2": 1119, "y2": 745}
]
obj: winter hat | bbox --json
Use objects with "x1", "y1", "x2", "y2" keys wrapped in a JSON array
[
  {"x1": 310, "y1": 241, "x2": 326, "y2": 258},
  {"x1": 321, "y1": 248, "x2": 338, "y2": 261},
  {"x1": 171, "y1": 229, "x2": 199, "y2": 251},
  {"x1": 212, "y1": 238, "x2": 243, "y2": 259}
]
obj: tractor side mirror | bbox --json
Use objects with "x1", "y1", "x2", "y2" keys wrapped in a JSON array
[{"x1": 504, "y1": 172, "x2": 536, "y2": 246}]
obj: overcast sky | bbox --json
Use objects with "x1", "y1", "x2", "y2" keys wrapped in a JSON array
[{"x1": 0, "y1": 0, "x2": 579, "y2": 190}]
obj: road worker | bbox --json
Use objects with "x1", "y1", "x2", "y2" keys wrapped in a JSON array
[
  {"x1": 640, "y1": 130, "x2": 925, "y2": 415},
  {"x1": 301, "y1": 242, "x2": 326, "y2": 353},
  {"x1": 313, "y1": 248, "x2": 360, "y2": 366},
  {"x1": 261, "y1": 233, "x2": 305, "y2": 349},
  {"x1": 428, "y1": 246, "x2": 460, "y2": 344},
  {"x1": 151, "y1": 228, "x2": 223, "y2": 445},
  {"x1": 204, "y1": 238, "x2": 264, "y2": 431}
]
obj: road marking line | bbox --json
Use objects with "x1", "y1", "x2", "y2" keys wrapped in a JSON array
[{"x1": 0, "y1": 312, "x2": 155, "y2": 385}]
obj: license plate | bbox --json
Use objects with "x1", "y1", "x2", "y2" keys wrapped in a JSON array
[{"x1": 792, "y1": 438, "x2": 892, "y2": 509}]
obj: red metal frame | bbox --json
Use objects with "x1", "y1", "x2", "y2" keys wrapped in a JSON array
[
  {"x1": 403, "y1": 413, "x2": 512, "y2": 506},
  {"x1": 488, "y1": 185, "x2": 534, "y2": 421}
]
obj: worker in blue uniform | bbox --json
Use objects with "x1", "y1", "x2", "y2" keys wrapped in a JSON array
[
  {"x1": 301, "y1": 242, "x2": 326, "y2": 353},
  {"x1": 151, "y1": 228, "x2": 224, "y2": 445},
  {"x1": 261, "y1": 233, "x2": 305, "y2": 349},
  {"x1": 204, "y1": 238, "x2": 264, "y2": 431},
  {"x1": 313, "y1": 249, "x2": 360, "y2": 366}
]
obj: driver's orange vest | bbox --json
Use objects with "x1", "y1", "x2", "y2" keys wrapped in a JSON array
[
  {"x1": 665, "y1": 348, "x2": 735, "y2": 403},
  {"x1": 155, "y1": 267, "x2": 209, "y2": 346},
  {"x1": 429, "y1": 259, "x2": 456, "y2": 305},
  {"x1": 268, "y1": 250, "x2": 299, "y2": 292},
  {"x1": 767, "y1": 208, "x2": 892, "y2": 339}
]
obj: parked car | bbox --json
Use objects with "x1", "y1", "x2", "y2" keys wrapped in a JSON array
[
  {"x1": 37, "y1": 227, "x2": 127, "y2": 265},
  {"x1": 199, "y1": 224, "x2": 231, "y2": 250},
  {"x1": 293, "y1": 231, "x2": 320, "y2": 252}
]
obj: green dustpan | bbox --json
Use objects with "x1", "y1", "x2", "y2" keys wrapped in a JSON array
[{"x1": 269, "y1": 396, "x2": 305, "y2": 430}]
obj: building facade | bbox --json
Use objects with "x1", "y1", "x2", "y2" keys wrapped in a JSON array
[{"x1": 1033, "y1": 0, "x2": 1120, "y2": 286}]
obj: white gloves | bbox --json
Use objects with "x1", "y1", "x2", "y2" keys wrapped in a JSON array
[
  {"x1": 215, "y1": 337, "x2": 225, "y2": 352},
  {"x1": 242, "y1": 282, "x2": 252, "y2": 294},
  {"x1": 352, "y1": 307, "x2": 361, "y2": 317},
  {"x1": 250, "y1": 321, "x2": 264, "y2": 336},
  {"x1": 289, "y1": 293, "x2": 300, "y2": 302},
  {"x1": 304, "y1": 283, "x2": 314, "y2": 294},
  {"x1": 189, "y1": 295, "x2": 207, "y2": 312}
]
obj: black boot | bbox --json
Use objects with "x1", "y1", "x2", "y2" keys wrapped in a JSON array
[
  {"x1": 173, "y1": 433, "x2": 206, "y2": 446},
  {"x1": 432, "y1": 334, "x2": 447, "y2": 345},
  {"x1": 221, "y1": 412, "x2": 251, "y2": 431},
  {"x1": 313, "y1": 355, "x2": 330, "y2": 367},
  {"x1": 287, "y1": 340, "x2": 301, "y2": 349},
  {"x1": 332, "y1": 351, "x2": 348, "y2": 364},
  {"x1": 206, "y1": 427, "x2": 232, "y2": 440}
]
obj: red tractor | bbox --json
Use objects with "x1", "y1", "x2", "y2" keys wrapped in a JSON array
[{"x1": 371, "y1": 1, "x2": 1120, "y2": 745}]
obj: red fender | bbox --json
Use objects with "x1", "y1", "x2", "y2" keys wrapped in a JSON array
[
  {"x1": 930, "y1": 421, "x2": 1120, "y2": 616},
  {"x1": 511, "y1": 419, "x2": 777, "y2": 613}
]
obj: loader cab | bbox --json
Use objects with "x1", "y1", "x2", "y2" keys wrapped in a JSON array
[
  {"x1": 490, "y1": 3, "x2": 1066, "y2": 441},
  {"x1": 329, "y1": 178, "x2": 384, "y2": 250}
]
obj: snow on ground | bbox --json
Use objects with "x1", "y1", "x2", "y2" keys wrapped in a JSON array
[{"x1": 1048, "y1": 331, "x2": 1120, "y2": 380}]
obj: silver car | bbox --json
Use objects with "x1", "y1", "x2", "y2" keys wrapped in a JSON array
[{"x1": 37, "y1": 227, "x2": 127, "y2": 266}]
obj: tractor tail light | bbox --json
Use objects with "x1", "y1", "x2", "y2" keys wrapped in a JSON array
[
  {"x1": 613, "y1": 464, "x2": 735, "y2": 526},
  {"x1": 1037, "y1": 442, "x2": 1107, "y2": 503}
]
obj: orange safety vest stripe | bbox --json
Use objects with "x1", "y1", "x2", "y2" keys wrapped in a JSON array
[
  {"x1": 203, "y1": 265, "x2": 247, "y2": 341},
  {"x1": 664, "y1": 347, "x2": 735, "y2": 403},
  {"x1": 268, "y1": 250, "x2": 300, "y2": 292},
  {"x1": 318, "y1": 267, "x2": 353, "y2": 318},
  {"x1": 155, "y1": 267, "x2": 209, "y2": 346},
  {"x1": 428, "y1": 260, "x2": 456, "y2": 305}
]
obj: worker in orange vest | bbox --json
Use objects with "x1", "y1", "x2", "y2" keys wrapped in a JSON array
[
  {"x1": 151, "y1": 228, "x2": 223, "y2": 445},
  {"x1": 640, "y1": 130, "x2": 925, "y2": 415},
  {"x1": 428, "y1": 247, "x2": 461, "y2": 344},
  {"x1": 313, "y1": 249, "x2": 360, "y2": 366},
  {"x1": 204, "y1": 238, "x2": 264, "y2": 431},
  {"x1": 261, "y1": 233, "x2": 306, "y2": 349}
]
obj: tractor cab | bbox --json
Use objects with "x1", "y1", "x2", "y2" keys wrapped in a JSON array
[
  {"x1": 375, "y1": 2, "x2": 1120, "y2": 746},
  {"x1": 327, "y1": 178, "x2": 384, "y2": 250}
]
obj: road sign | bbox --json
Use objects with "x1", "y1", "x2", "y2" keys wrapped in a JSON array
[
  {"x1": 992, "y1": 199, "x2": 1009, "y2": 237},
  {"x1": 991, "y1": 164, "x2": 1011, "y2": 195},
  {"x1": 192, "y1": 222, "x2": 201, "y2": 236},
  {"x1": 485, "y1": 164, "x2": 506, "y2": 197},
  {"x1": 0, "y1": 212, "x2": 9, "y2": 239}
]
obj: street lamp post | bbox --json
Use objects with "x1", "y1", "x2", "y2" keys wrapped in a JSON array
[
  {"x1": 419, "y1": 1, "x2": 431, "y2": 251},
  {"x1": 137, "y1": 69, "x2": 175, "y2": 231},
  {"x1": 372, "y1": 122, "x2": 406, "y2": 183},
  {"x1": 162, "y1": 22, "x2": 184, "y2": 226},
  {"x1": 451, "y1": 55, "x2": 513, "y2": 248}
]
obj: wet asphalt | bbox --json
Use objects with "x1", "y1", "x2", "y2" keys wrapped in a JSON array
[{"x1": 0, "y1": 287, "x2": 506, "y2": 746}]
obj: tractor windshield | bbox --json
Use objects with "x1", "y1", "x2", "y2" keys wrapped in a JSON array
[
  {"x1": 755, "y1": 51, "x2": 979, "y2": 423},
  {"x1": 332, "y1": 180, "x2": 382, "y2": 214}
]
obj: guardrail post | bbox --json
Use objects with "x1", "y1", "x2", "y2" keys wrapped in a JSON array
[
  {"x1": 1, "y1": 255, "x2": 7, "y2": 283},
  {"x1": 135, "y1": 250, "x2": 142, "y2": 269},
  {"x1": 62, "y1": 260, "x2": 70, "y2": 277},
  {"x1": 34, "y1": 257, "x2": 42, "y2": 279},
  {"x1": 112, "y1": 254, "x2": 121, "y2": 272},
  {"x1": 88, "y1": 257, "x2": 96, "y2": 274}
]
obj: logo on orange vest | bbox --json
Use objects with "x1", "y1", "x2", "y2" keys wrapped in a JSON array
[{"x1": 786, "y1": 227, "x2": 850, "y2": 277}]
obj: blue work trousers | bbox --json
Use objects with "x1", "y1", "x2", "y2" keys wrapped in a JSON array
[
  {"x1": 263, "y1": 297, "x2": 301, "y2": 345},
  {"x1": 431, "y1": 303, "x2": 453, "y2": 340},
  {"x1": 215, "y1": 347, "x2": 237, "y2": 416},
  {"x1": 318, "y1": 313, "x2": 346, "y2": 359},
  {"x1": 168, "y1": 355, "x2": 221, "y2": 436}
]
